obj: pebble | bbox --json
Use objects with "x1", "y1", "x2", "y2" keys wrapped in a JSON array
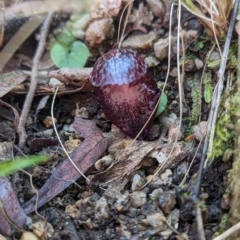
[
  {"x1": 122, "y1": 31, "x2": 156, "y2": 49},
  {"x1": 149, "y1": 188, "x2": 163, "y2": 201},
  {"x1": 195, "y1": 58, "x2": 204, "y2": 69},
  {"x1": 91, "y1": 0, "x2": 122, "y2": 19},
  {"x1": 95, "y1": 154, "x2": 114, "y2": 171},
  {"x1": 157, "y1": 190, "x2": 176, "y2": 214},
  {"x1": 86, "y1": 18, "x2": 114, "y2": 47},
  {"x1": 146, "y1": 0, "x2": 166, "y2": 18},
  {"x1": 130, "y1": 191, "x2": 147, "y2": 208},
  {"x1": 193, "y1": 121, "x2": 208, "y2": 141},
  {"x1": 49, "y1": 77, "x2": 65, "y2": 88},
  {"x1": 168, "y1": 208, "x2": 180, "y2": 229},
  {"x1": 173, "y1": 161, "x2": 189, "y2": 184},
  {"x1": 147, "y1": 213, "x2": 167, "y2": 229},
  {"x1": 145, "y1": 56, "x2": 160, "y2": 67},
  {"x1": 131, "y1": 174, "x2": 146, "y2": 191},
  {"x1": 154, "y1": 38, "x2": 169, "y2": 61},
  {"x1": 32, "y1": 221, "x2": 54, "y2": 239},
  {"x1": 20, "y1": 232, "x2": 39, "y2": 240},
  {"x1": 94, "y1": 197, "x2": 109, "y2": 220},
  {"x1": 146, "y1": 169, "x2": 172, "y2": 188}
]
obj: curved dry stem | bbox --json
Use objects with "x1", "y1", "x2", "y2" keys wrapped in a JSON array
[
  {"x1": 17, "y1": 12, "x2": 53, "y2": 148},
  {"x1": 51, "y1": 87, "x2": 90, "y2": 182},
  {"x1": 117, "y1": 0, "x2": 134, "y2": 47}
]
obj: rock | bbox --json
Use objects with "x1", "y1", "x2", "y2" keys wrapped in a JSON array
[
  {"x1": 147, "y1": 213, "x2": 167, "y2": 229},
  {"x1": 20, "y1": 232, "x2": 39, "y2": 240},
  {"x1": 149, "y1": 188, "x2": 163, "y2": 201},
  {"x1": 168, "y1": 208, "x2": 180, "y2": 229},
  {"x1": 145, "y1": 56, "x2": 160, "y2": 67},
  {"x1": 146, "y1": 0, "x2": 166, "y2": 18},
  {"x1": 91, "y1": 0, "x2": 122, "y2": 19},
  {"x1": 154, "y1": 38, "x2": 169, "y2": 61},
  {"x1": 184, "y1": 59, "x2": 195, "y2": 72},
  {"x1": 146, "y1": 169, "x2": 173, "y2": 188},
  {"x1": 193, "y1": 121, "x2": 208, "y2": 141},
  {"x1": 122, "y1": 31, "x2": 156, "y2": 49},
  {"x1": 131, "y1": 174, "x2": 146, "y2": 191},
  {"x1": 158, "y1": 191, "x2": 176, "y2": 214},
  {"x1": 86, "y1": 18, "x2": 114, "y2": 47},
  {"x1": 130, "y1": 191, "x2": 147, "y2": 208},
  {"x1": 95, "y1": 154, "x2": 114, "y2": 171},
  {"x1": 32, "y1": 221, "x2": 54, "y2": 239},
  {"x1": 94, "y1": 197, "x2": 109, "y2": 220},
  {"x1": 116, "y1": 224, "x2": 131, "y2": 239},
  {"x1": 183, "y1": 30, "x2": 197, "y2": 44},
  {"x1": 195, "y1": 58, "x2": 204, "y2": 69}
]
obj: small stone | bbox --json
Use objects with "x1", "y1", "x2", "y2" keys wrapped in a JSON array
[
  {"x1": 65, "y1": 204, "x2": 80, "y2": 218},
  {"x1": 146, "y1": 0, "x2": 166, "y2": 18},
  {"x1": 145, "y1": 56, "x2": 160, "y2": 67},
  {"x1": 86, "y1": 18, "x2": 114, "y2": 47},
  {"x1": 173, "y1": 161, "x2": 188, "y2": 184},
  {"x1": 149, "y1": 188, "x2": 163, "y2": 201},
  {"x1": 91, "y1": 0, "x2": 122, "y2": 19},
  {"x1": 21, "y1": 232, "x2": 39, "y2": 240},
  {"x1": 0, "y1": 141, "x2": 13, "y2": 161},
  {"x1": 183, "y1": 30, "x2": 197, "y2": 43},
  {"x1": 95, "y1": 154, "x2": 114, "y2": 171},
  {"x1": 116, "y1": 224, "x2": 131, "y2": 239},
  {"x1": 169, "y1": 67, "x2": 178, "y2": 77},
  {"x1": 168, "y1": 208, "x2": 180, "y2": 229},
  {"x1": 184, "y1": 59, "x2": 195, "y2": 72},
  {"x1": 146, "y1": 169, "x2": 172, "y2": 188},
  {"x1": 64, "y1": 139, "x2": 81, "y2": 154},
  {"x1": 147, "y1": 213, "x2": 167, "y2": 229},
  {"x1": 49, "y1": 77, "x2": 65, "y2": 88},
  {"x1": 122, "y1": 31, "x2": 156, "y2": 49},
  {"x1": 130, "y1": 191, "x2": 147, "y2": 208},
  {"x1": 94, "y1": 197, "x2": 109, "y2": 220},
  {"x1": 195, "y1": 58, "x2": 204, "y2": 69},
  {"x1": 43, "y1": 116, "x2": 57, "y2": 128},
  {"x1": 32, "y1": 221, "x2": 54, "y2": 239},
  {"x1": 158, "y1": 191, "x2": 176, "y2": 214},
  {"x1": 193, "y1": 121, "x2": 208, "y2": 141},
  {"x1": 154, "y1": 38, "x2": 169, "y2": 61},
  {"x1": 131, "y1": 174, "x2": 146, "y2": 191},
  {"x1": 75, "y1": 107, "x2": 90, "y2": 119}
]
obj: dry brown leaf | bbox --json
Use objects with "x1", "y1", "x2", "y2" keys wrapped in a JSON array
[
  {"x1": 149, "y1": 142, "x2": 189, "y2": 175},
  {"x1": 106, "y1": 139, "x2": 160, "y2": 182},
  {"x1": 23, "y1": 116, "x2": 108, "y2": 214},
  {"x1": 0, "y1": 71, "x2": 28, "y2": 97}
]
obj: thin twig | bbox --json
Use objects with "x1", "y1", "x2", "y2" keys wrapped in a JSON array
[
  {"x1": 18, "y1": 12, "x2": 54, "y2": 148},
  {"x1": 51, "y1": 87, "x2": 90, "y2": 182},
  {"x1": 192, "y1": 0, "x2": 239, "y2": 200},
  {"x1": 0, "y1": 0, "x2": 5, "y2": 46},
  {"x1": 196, "y1": 205, "x2": 206, "y2": 240},
  {"x1": 213, "y1": 221, "x2": 240, "y2": 240}
]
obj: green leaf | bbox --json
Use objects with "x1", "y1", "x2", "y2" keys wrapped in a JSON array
[
  {"x1": 50, "y1": 40, "x2": 90, "y2": 68},
  {"x1": 56, "y1": 28, "x2": 76, "y2": 46},
  {"x1": 156, "y1": 91, "x2": 168, "y2": 117},
  {"x1": 0, "y1": 155, "x2": 46, "y2": 177}
]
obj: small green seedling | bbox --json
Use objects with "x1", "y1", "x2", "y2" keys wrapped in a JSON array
[
  {"x1": 156, "y1": 91, "x2": 168, "y2": 117},
  {"x1": 0, "y1": 155, "x2": 46, "y2": 178},
  {"x1": 50, "y1": 28, "x2": 90, "y2": 68}
]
